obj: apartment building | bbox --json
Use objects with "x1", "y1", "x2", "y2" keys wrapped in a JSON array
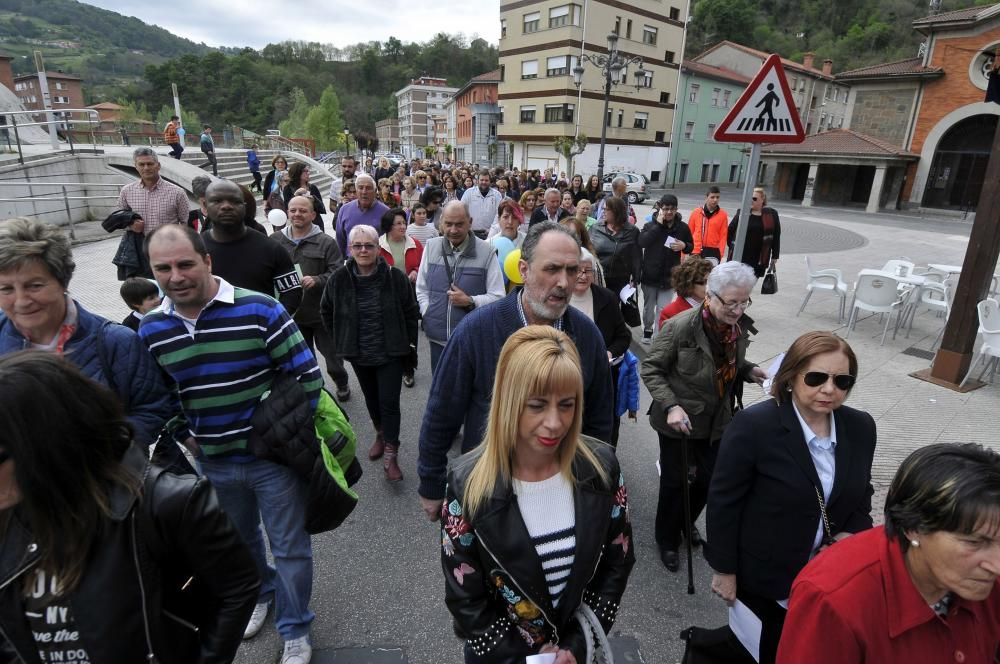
[
  {"x1": 693, "y1": 42, "x2": 850, "y2": 136},
  {"x1": 497, "y1": 0, "x2": 684, "y2": 183},
  {"x1": 13, "y1": 71, "x2": 84, "y2": 125},
  {"x1": 448, "y1": 69, "x2": 505, "y2": 166},
  {"x1": 394, "y1": 76, "x2": 458, "y2": 160},
  {"x1": 375, "y1": 118, "x2": 400, "y2": 153}
]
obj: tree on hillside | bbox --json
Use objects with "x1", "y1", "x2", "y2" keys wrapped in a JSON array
[
  {"x1": 304, "y1": 86, "x2": 345, "y2": 151},
  {"x1": 114, "y1": 99, "x2": 152, "y2": 130},
  {"x1": 278, "y1": 88, "x2": 311, "y2": 138}
]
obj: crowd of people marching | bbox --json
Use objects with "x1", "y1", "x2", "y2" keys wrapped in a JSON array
[{"x1": 0, "y1": 146, "x2": 996, "y2": 664}]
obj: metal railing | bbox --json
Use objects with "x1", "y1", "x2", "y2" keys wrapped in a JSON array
[
  {"x1": 0, "y1": 180, "x2": 122, "y2": 240},
  {"x1": 0, "y1": 108, "x2": 101, "y2": 165}
]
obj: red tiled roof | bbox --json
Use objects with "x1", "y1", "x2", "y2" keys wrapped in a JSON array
[
  {"x1": 699, "y1": 41, "x2": 836, "y2": 80},
  {"x1": 760, "y1": 129, "x2": 919, "y2": 158},
  {"x1": 682, "y1": 60, "x2": 751, "y2": 86},
  {"x1": 470, "y1": 69, "x2": 502, "y2": 83},
  {"x1": 836, "y1": 57, "x2": 943, "y2": 80},
  {"x1": 913, "y1": 3, "x2": 1000, "y2": 28}
]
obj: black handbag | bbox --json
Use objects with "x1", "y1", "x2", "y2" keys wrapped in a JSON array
[
  {"x1": 760, "y1": 268, "x2": 777, "y2": 295},
  {"x1": 621, "y1": 292, "x2": 641, "y2": 327},
  {"x1": 680, "y1": 625, "x2": 756, "y2": 664}
]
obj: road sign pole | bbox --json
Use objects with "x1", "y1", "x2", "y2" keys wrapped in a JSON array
[{"x1": 732, "y1": 143, "x2": 761, "y2": 264}]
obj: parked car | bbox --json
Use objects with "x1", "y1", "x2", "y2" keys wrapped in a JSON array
[{"x1": 602, "y1": 172, "x2": 648, "y2": 204}]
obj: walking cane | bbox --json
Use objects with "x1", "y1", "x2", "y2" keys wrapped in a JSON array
[{"x1": 680, "y1": 432, "x2": 696, "y2": 595}]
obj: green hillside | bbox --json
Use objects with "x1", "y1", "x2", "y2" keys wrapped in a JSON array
[
  {"x1": 686, "y1": 0, "x2": 990, "y2": 71},
  {"x1": 0, "y1": 0, "x2": 216, "y2": 101}
]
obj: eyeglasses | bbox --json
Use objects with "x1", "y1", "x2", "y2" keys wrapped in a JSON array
[
  {"x1": 803, "y1": 372, "x2": 856, "y2": 391},
  {"x1": 713, "y1": 293, "x2": 752, "y2": 311},
  {"x1": 0, "y1": 449, "x2": 9, "y2": 465},
  {"x1": 350, "y1": 243, "x2": 376, "y2": 252},
  {"x1": 576, "y1": 268, "x2": 594, "y2": 279}
]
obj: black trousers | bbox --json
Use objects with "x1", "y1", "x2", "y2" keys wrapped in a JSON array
[
  {"x1": 655, "y1": 434, "x2": 718, "y2": 550},
  {"x1": 250, "y1": 171, "x2": 263, "y2": 192},
  {"x1": 738, "y1": 590, "x2": 787, "y2": 664},
  {"x1": 299, "y1": 322, "x2": 348, "y2": 390},
  {"x1": 350, "y1": 359, "x2": 404, "y2": 445},
  {"x1": 203, "y1": 150, "x2": 218, "y2": 175}
]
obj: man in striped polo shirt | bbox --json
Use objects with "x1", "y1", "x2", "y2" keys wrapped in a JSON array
[{"x1": 139, "y1": 224, "x2": 321, "y2": 664}]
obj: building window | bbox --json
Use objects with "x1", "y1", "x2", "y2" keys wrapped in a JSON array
[
  {"x1": 655, "y1": 131, "x2": 666, "y2": 143},
  {"x1": 54, "y1": 96, "x2": 69, "y2": 104},
  {"x1": 669, "y1": 6, "x2": 680, "y2": 20},
  {"x1": 823, "y1": 85, "x2": 830, "y2": 101},
  {"x1": 613, "y1": 16, "x2": 620, "y2": 35},
  {"x1": 729, "y1": 164, "x2": 738, "y2": 182},
  {"x1": 520, "y1": 106, "x2": 536, "y2": 123},
  {"x1": 660, "y1": 91, "x2": 671, "y2": 104},
  {"x1": 521, "y1": 60, "x2": 538, "y2": 79},
  {"x1": 688, "y1": 84, "x2": 700, "y2": 103},
  {"x1": 501, "y1": 19, "x2": 507, "y2": 38},
  {"x1": 722, "y1": 89, "x2": 731, "y2": 107},
  {"x1": 523, "y1": 11, "x2": 540, "y2": 33},
  {"x1": 820, "y1": 112, "x2": 826, "y2": 128},
  {"x1": 617, "y1": 109, "x2": 624, "y2": 127},
  {"x1": 711, "y1": 164, "x2": 720, "y2": 182},
  {"x1": 643, "y1": 26, "x2": 658, "y2": 45},
  {"x1": 799, "y1": 79, "x2": 806, "y2": 91},
  {"x1": 706, "y1": 123, "x2": 716, "y2": 141},
  {"x1": 55, "y1": 82, "x2": 66, "y2": 90},
  {"x1": 665, "y1": 50, "x2": 675, "y2": 64},
  {"x1": 701, "y1": 163, "x2": 711, "y2": 181},
  {"x1": 548, "y1": 4, "x2": 581, "y2": 27},
  {"x1": 547, "y1": 55, "x2": 571, "y2": 77},
  {"x1": 500, "y1": 65, "x2": 505, "y2": 81},
  {"x1": 639, "y1": 70, "x2": 653, "y2": 88},
  {"x1": 842, "y1": 89, "x2": 849, "y2": 104},
  {"x1": 606, "y1": 108, "x2": 613, "y2": 127},
  {"x1": 684, "y1": 121, "x2": 695, "y2": 140},
  {"x1": 711, "y1": 88, "x2": 720, "y2": 107},
  {"x1": 626, "y1": 19, "x2": 632, "y2": 39},
  {"x1": 838, "y1": 116, "x2": 844, "y2": 128},
  {"x1": 679, "y1": 162, "x2": 689, "y2": 182},
  {"x1": 633, "y1": 112, "x2": 649, "y2": 130},
  {"x1": 544, "y1": 104, "x2": 574, "y2": 123},
  {"x1": 789, "y1": 77, "x2": 797, "y2": 91}
]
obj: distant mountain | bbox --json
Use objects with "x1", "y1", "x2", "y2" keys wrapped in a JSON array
[{"x1": 0, "y1": 0, "x2": 220, "y2": 101}]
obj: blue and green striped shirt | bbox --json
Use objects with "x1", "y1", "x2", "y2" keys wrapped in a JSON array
[{"x1": 139, "y1": 279, "x2": 322, "y2": 460}]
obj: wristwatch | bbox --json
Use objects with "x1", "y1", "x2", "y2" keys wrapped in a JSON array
[{"x1": 465, "y1": 300, "x2": 477, "y2": 312}]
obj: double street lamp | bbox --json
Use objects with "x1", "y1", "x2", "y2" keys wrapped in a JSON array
[{"x1": 573, "y1": 32, "x2": 647, "y2": 185}]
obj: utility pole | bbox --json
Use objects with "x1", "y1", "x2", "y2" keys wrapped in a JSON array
[{"x1": 33, "y1": 51, "x2": 59, "y2": 150}]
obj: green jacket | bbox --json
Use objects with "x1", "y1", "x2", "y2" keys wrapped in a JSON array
[{"x1": 640, "y1": 305, "x2": 756, "y2": 441}]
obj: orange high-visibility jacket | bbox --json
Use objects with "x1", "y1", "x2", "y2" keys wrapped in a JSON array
[{"x1": 688, "y1": 206, "x2": 729, "y2": 260}]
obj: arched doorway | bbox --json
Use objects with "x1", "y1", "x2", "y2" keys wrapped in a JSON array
[{"x1": 922, "y1": 114, "x2": 998, "y2": 210}]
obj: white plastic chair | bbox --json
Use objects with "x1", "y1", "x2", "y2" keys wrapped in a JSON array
[
  {"x1": 898, "y1": 278, "x2": 952, "y2": 341},
  {"x1": 960, "y1": 299, "x2": 1000, "y2": 388},
  {"x1": 798, "y1": 256, "x2": 849, "y2": 322},
  {"x1": 881, "y1": 258, "x2": 916, "y2": 278},
  {"x1": 846, "y1": 270, "x2": 906, "y2": 346}
]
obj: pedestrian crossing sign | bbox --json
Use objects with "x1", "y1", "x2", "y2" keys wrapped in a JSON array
[{"x1": 714, "y1": 54, "x2": 806, "y2": 144}]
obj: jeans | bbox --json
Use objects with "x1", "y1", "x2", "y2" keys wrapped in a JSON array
[
  {"x1": 429, "y1": 341, "x2": 445, "y2": 375},
  {"x1": 350, "y1": 359, "x2": 404, "y2": 444},
  {"x1": 299, "y1": 322, "x2": 349, "y2": 390},
  {"x1": 641, "y1": 285, "x2": 675, "y2": 335},
  {"x1": 199, "y1": 457, "x2": 314, "y2": 640},
  {"x1": 655, "y1": 434, "x2": 718, "y2": 551}
]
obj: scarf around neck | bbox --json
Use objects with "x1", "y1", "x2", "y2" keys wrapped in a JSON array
[{"x1": 700, "y1": 301, "x2": 740, "y2": 398}]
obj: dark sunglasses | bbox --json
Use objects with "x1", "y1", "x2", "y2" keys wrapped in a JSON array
[
  {"x1": 0, "y1": 449, "x2": 9, "y2": 465},
  {"x1": 803, "y1": 372, "x2": 856, "y2": 390}
]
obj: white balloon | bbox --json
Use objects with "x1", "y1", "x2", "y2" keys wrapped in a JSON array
[{"x1": 267, "y1": 209, "x2": 287, "y2": 227}]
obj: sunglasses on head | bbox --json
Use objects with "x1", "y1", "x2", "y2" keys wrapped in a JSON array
[{"x1": 803, "y1": 372, "x2": 856, "y2": 390}]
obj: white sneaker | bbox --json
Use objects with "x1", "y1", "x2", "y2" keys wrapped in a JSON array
[
  {"x1": 243, "y1": 600, "x2": 271, "y2": 639},
  {"x1": 281, "y1": 636, "x2": 312, "y2": 664}
]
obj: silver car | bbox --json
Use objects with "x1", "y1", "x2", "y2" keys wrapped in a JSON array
[{"x1": 602, "y1": 172, "x2": 648, "y2": 204}]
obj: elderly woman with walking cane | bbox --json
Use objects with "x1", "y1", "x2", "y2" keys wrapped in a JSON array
[{"x1": 640, "y1": 261, "x2": 767, "y2": 575}]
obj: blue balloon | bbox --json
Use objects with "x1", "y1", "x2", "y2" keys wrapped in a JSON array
[{"x1": 493, "y1": 237, "x2": 515, "y2": 264}]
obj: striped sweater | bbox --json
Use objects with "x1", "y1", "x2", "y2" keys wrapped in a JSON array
[
  {"x1": 139, "y1": 280, "x2": 323, "y2": 460},
  {"x1": 513, "y1": 472, "x2": 577, "y2": 607}
]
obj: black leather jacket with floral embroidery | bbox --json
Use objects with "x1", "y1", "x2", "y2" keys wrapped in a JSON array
[{"x1": 441, "y1": 438, "x2": 634, "y2": 662}]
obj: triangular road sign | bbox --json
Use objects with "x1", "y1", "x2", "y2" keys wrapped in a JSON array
[{"x1": 714, "y1": 54, "x2": 806, "y2": 144}]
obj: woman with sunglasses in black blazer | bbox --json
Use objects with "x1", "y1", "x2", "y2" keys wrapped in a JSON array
[{"x1": 704, "y1": 331, "x2": 877, "y2": 664}]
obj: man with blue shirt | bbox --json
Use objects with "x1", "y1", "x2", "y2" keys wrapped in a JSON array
[{"x1": 140, "y1": 224, "x2": 320, "y2": 664}]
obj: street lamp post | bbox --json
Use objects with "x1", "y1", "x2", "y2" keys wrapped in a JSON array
[
  {"x1": 343, "y1": 127, "x2": 350, "y2": 155},
  {"x1": 573, "y1": 32, "x2": 646, "y2": 185}
]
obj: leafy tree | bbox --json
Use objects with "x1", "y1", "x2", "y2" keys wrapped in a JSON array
[
  {"x1": 553, "y1": 134, "x2": 588, "y2": 177},
  {"x1": 114, "y1": 98, "x2": 152, "y2": 130},
  {"x1": 424, "y1": 146, "x2": 436, "y2": 159},
  {"x1": 304, "y1": 85, "x2": 345, "y2": 151},
  {"x1": 278, "y1": 88, "x2": 310, "y2": 138}
]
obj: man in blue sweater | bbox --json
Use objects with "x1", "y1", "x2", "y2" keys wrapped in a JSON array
[{"x1": 416, "y1": 221, "x2": 615, "y2": 519}]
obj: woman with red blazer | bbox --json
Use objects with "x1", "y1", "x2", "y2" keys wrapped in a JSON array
[{"x1": 657, "y1": 256, "x2": 715, "y2": 330}]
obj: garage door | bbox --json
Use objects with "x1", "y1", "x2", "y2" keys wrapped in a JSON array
[{"x1": 526, "y1": 144, "x2": 557, "y2": 172}]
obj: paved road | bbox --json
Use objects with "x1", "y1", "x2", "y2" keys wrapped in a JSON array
[{"x1": 65, "y1": 194, "x2": 989, "y2": 663}]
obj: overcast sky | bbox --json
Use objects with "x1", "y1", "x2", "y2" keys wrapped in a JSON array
[{"x1": 79, "y1": 0, "x2": 500, "y2": 49}]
